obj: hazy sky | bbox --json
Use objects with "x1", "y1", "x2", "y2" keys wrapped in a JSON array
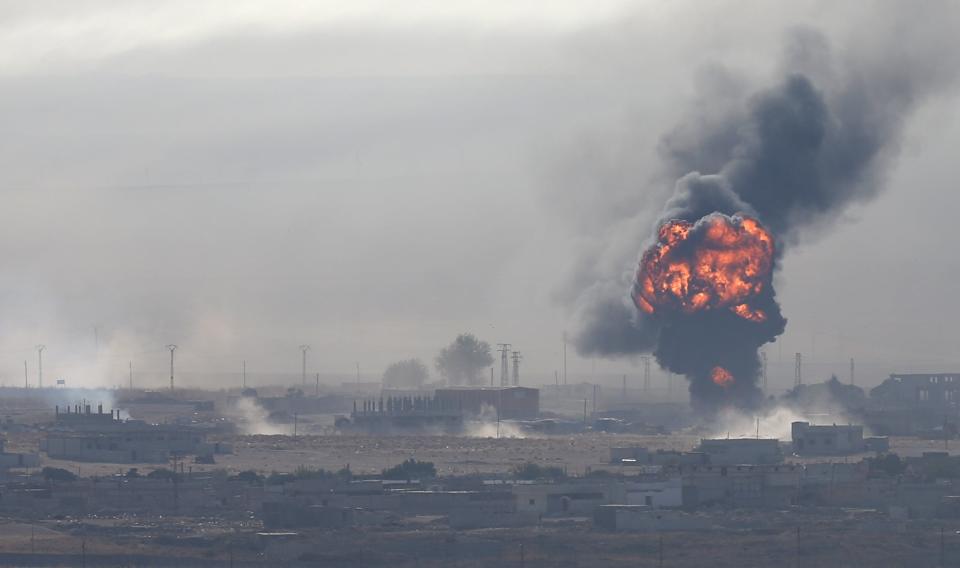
[{"x1": 0, "y1": 1, "x2": 957, "y2": 391}]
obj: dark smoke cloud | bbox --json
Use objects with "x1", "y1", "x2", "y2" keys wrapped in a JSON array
[{"x1": 571, "y1": 21, "x2": 960, "y2": 409}]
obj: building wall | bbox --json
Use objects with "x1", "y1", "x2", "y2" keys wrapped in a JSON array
[
  {"x1": 623, "y1": 477, "x2": 683, "y2": 508},
  {"x1": 697, "y1": 439, "x2": 783, "y2": 465},
  {"x1": 791, "y1": 422, "x2": 865, "y2": 455},
  {"x1": 434, "y1": 387, "x2": 539, "y2": 420}
]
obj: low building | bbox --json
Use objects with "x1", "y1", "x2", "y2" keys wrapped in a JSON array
[
  {"x1": 611, "y1": 447, "x2": 707, "y2": 467},
  {"x1": 433, "y1": 387, "x2": 539, "y2": 420},
  {"x1": 696, "y1": 438, "x2": 783, "y2": 465},
  {"x1": 513, "y1": 481, "x2": 618, "y2": 516},
  {"x1": 677, "y1": 463, "x2": 801, "y2": 508},
  {"x1": 340, "y1": 395, "x2": 464, "y2": 433},
  {"x1": 0, "y1": 438, "x2": 39, "y2": 469},
  {"x1": 871, "y1": 373, "x2": 960, "y2": 410},
  {"x1": 593, "y1": 505, "x2": 711, "y2": 532},
  {"x1": 621, "y1": 477, "x2": 683, "y2": 508},
  {"x1": 42, "y1": 408, "x2": 229, "y2": 463},
  {"x1": 791, "y1": 422, "x2": 865, "y2": 455}
]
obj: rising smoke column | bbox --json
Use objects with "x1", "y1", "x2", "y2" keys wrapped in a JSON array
[{"x1": 571, "y1": 25, "x2": 960, "y2": 412}]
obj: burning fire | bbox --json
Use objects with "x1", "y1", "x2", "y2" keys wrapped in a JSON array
[
  {"x1": 711, "y1": 366, "x2": 734, "y2": 387},
  {"x1": 633, "y1": 214, "x2": 774, "y2": 323}
]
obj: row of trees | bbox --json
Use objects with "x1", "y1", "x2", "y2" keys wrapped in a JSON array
[{"x1": 382, "y1": 333, "x2": 494, "y2": 388}]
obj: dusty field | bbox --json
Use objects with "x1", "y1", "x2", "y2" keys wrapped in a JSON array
[
  {"x1": 11, "y1": 429, "x2": 960, "y2": 478},
  {"x1": 10, "y1": 431, "x2": 698, "y2": 477}
]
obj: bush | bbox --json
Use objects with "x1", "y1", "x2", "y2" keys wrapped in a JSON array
[
  {"x1": 264, "y1": 465, "x2": 353, "y2": 486},
  {"x1": 511, "y1": 462, "x2": 565, "y2": 480},
  {"x1": 382, "y1": 458, "x2": 436, "y2": 480},
  {"x1": 867, "y1": 453, "x2": 906, "y2": 477},
  {"x1": 42, "y1": 467, "x2": 77, "y2": 483},
  {"x1": 233, "y1": 470, "x2": 263, "y2": 485},
  {"x1": 146, "y1": 468, "x2": 180, "y2": 481}
]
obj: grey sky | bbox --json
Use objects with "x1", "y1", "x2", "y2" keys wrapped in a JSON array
[{"x1": 0, "y1": 1, "x2": 957, "y2": 391}]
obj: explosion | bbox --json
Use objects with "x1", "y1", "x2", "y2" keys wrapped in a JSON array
[
  {"x1": 630, "y1": 211, "x2": 785, "y2": 412},
  {"x1": 711, "y1": 366, "x2": 734, "y2": 388},
  {"x1": 632, "y1": 214, "x2": 774, "y2": 323},
  {"x1": 568, "y1": 24, "x2": 954, "y2": 415}
]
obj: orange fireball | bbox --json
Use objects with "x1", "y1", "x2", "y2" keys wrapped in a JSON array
[
  {"x1": 633, "y1": 214, "x2": 774, "y2": 323},
  {"x1": 711, "y1": 366, "x2": 734, "y2": 387}
]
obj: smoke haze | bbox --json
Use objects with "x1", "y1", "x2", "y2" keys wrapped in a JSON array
[{"x1": 0, "y1": 2, "x2": 958, "y2": 391}]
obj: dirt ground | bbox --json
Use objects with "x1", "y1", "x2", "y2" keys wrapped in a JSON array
[{"x1": 10, "y1": 428, "x2": 960, "y2": 478}]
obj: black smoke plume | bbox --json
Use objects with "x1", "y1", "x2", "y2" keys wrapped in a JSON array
[{"x1": 572, "y1": 26, "x2": 959, "y2": 412}]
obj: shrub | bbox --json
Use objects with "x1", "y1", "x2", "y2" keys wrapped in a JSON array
[
  {"x1": 382, "y1": 458, "x2": 436, "y2": 480},
  {"x1": 511, "y1": 462, "x2": 565, "y2": 480},
  {"x1": 42, "y1": 467, "x2": 77, "y2": 483}
]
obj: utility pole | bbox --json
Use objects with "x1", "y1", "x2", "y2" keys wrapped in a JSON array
[
  {"x1": 511, "y1": 351, "x2": 522, "y2": 386},
  {"x1": 316, "y1": 372, "x2": 320, "y2": 397},
  {"x1": 849, "y1": 357, "x2": 855, "y2": 386},
  {"x1": 23, "y1": 360, "x2": 27, "y2": 389},
  {"x1": 242, "y1": 360, "x2": 247, "y2": 389},
  {"x1": 497, "y1": 344, "x2": 511, "y2": 387},
  {"x1": 642, "y1": 356, "x2": 651, "y2": 392},
  {"x1": 794, "y1": 352, "x2": 802, "y2": 387},
  {"x1": 761, "y1": 351, "x2": 768, "y2": 391},
  {"x1": 129, "y1": 361, "x2": 133, "y2": 390},
  {"x1": 167, "y1": 344, "x2": 178, "y2": 391},
  {"x1": 562, "y1": 332, "x2": 568, "y2": 386},
  {"x1": 299, "y1": 345, "x2": 310, "y2": 387},
  {"x1": 36, "y1": 345, "x2": 45, "y2": 389},
  {"x1": 355, "y1": 362, "x2": 360, "y2": 385}
]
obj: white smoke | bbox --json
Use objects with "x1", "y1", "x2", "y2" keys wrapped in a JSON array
[
  {"x1": 461, "y1": 403, "x2": 531, "y2": 439},
  {"x1": 705, "y1": 400, "x2": 860, "y2": 441},
  {"x1": 225, "y1": 397, "x2": 290, "y2": 435}
]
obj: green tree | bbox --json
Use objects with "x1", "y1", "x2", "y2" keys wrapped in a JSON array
[
  {"x1": 436, "y1": 333, "x2": 494, "y2": 386},
  {"x1": 382, "y1": 359, "x2": 429, "y2": 389}
]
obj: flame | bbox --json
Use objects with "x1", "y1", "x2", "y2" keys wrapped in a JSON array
[
  {"x1": 633, "y1": 214, "x2": 774, "y2": 322},
  {"x1": 711, "y1": 366, "x2": 734, "y2": 387}
]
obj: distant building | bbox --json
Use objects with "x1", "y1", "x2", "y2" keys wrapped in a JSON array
[
  {"x1": 676, "y1": 463, "x2": 801, "y2": 508},
  {"x1": 791, "y1": 422, "x2": 865, "y2": 455},
  {"x1": 433, "y1": 387, "x2": 539, "y2": 420},
  {"x1": 696, "y1": 438, "x2": 783, "y2": 465},
  {"x1": 610, "y1": 447, "x2": 706, "y2": 467},
  {"x1": 42, "y1": 405, "x2": 230, "y2": 463},
  {"x1": 0, "y1": 438, "x2": 39, "y2": 469},
  {"x1": 341, "y1": 394, "x2": 463, "y2": 434},
  {"x1": 871, "y1": 373, "x2": 960, "y2": 410}
]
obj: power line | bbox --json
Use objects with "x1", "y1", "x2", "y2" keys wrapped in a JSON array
[
  {"x1": 166, "y1": 345, "x2": 178, "y2": 391},
  {"x1": 36, "y1": 345, "x2": 45, "y2": 389}
]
